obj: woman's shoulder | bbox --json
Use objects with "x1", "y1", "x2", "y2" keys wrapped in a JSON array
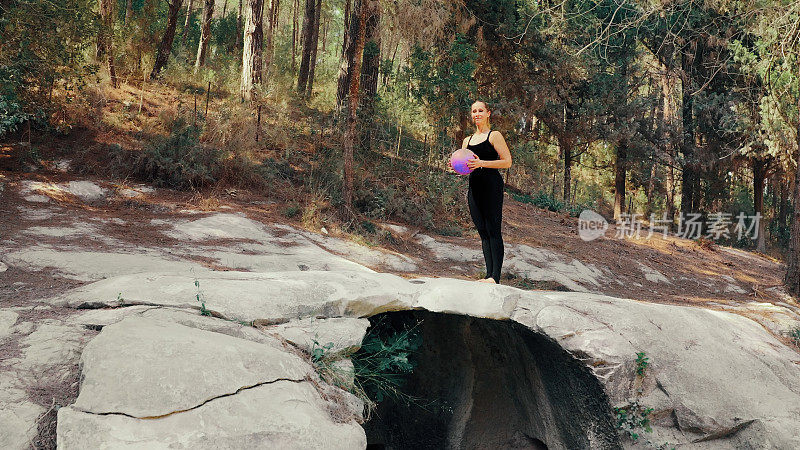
[
  {"x1": 488, "y1": 129, "x2": 504, "y2": 141},
  {"x1": 461, "y1": 135, "x2": 471, "y2": 148}
]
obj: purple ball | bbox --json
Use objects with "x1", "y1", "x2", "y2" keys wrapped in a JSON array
[{"x1": 450, "y1": 148, "x2": 477, "y2": 175}]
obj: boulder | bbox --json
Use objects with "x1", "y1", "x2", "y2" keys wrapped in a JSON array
[
  {"x1": 267, "y1": 317, "x2": 371, "y2": 354},
  {"x1": 55, "y1": 271, "x2": 800, "y2": 448},
  {"x1": 56, "y1": 314, "x2": 366, "y2": 449}
]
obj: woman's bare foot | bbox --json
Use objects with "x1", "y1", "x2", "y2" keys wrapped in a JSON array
[{"x1": 478, "y1": 278, "x2": 495, "y2": 284}]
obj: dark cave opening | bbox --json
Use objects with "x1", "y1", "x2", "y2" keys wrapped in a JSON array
[{"x1": 360, "y1": 310, "x2": 621, "y2": 450}]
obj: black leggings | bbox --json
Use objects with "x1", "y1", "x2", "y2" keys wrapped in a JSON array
[{"x1": 468, "y1": 170, "x2": 504, "y2": 283}]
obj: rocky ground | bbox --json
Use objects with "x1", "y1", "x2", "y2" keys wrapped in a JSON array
[{"x1": 1, "y1": 169, "x2": 799, "y2": 448}]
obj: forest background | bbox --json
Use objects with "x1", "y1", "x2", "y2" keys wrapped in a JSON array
[{"x1": 1, "y1": 0, "x2": 799, "y2": 294}]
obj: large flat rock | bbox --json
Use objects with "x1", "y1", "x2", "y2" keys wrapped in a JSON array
[
  {"x1": 51, "y1": 271, "x2": 519, "y2": 322},
  {"x1": 165, "y1": 213, "x2": 415, "y2": 272},
  {"x1": 55, "y1": 271, "x2": 800, "y2": 448},
  {"x1": 2, "y1": 249, "x2": 211, "y2": 282},
  {"x1": 0, "y1": 373, "x2": 45, "y2": 450},
  {"x1": 58, "y1": 381, "x2": 366, "y2": 449},
  {"x1": 267, "y1": 317, "x2": 371, "y2": 354},
  {"x1": 57, "y1": 313, "x2": 365, "y2": 448},
  {"x1": 71, "y1": 316, "x2": 310, "y2": 417}
]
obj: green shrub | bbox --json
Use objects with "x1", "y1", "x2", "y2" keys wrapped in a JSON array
[
  {"x1": 513, "y1": 190, "x2": 596, "y2": 218},
  {"x1": 360, "y1": 220, "x2": 377, "y2": 234},
  {"x1": 436, "y1": 224, "x2": 462, "y2": 237},
  {"x1": 283, "y1": 204, "x2": 301, "y2": 218},
  {"x1": 135, "y1": 118, "x2": 222, "y2": 190},
  {"x1": 513, "y1": 191, "x2": 564, "y2": 212},
  {"x1": 351, "y1": 318, "x2": 422, "y2": 406},
  {"x1": 0, "y1": 94, "x2": 34, "y2": 137}
]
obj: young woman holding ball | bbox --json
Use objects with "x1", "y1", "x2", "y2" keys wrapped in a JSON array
[{"x1": 461, "y1": 100, "x2": 512, "y2": 284}]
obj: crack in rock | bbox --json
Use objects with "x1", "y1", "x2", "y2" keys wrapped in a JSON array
[{"x1": 74, "y1": 377, "x2": 307, "y2": 420}]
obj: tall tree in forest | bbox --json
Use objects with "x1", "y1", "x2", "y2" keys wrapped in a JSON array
[
  {"x1": 241, "y1": 0, "x2": 265, "y2": 100},
  {"x1": 752, "y1": 157, "x2": 771, "y2": 252},
  {"x1": 297, "y1": 0, "x2": 320, "y2": 95},
  {"x1": 342, "y1": 0, "x2": 367, "y2": 217},
  {"x1": 264, "y1": 0, "x2": 280, "y2": 73},
  {"x1": 125, "y1": 0, "x2": 133, "y2": 24},
  {"x1": 150, "y1": 0, "x2": 184, "y2": 79},
  {"x1": 194, "y1": 0, "x2": 214, "y2": 72},
  {"x1": 780, "y1": 23, "x2": 800, "y2": 294},
  {"x1": 611, "y1": 55, "x2": 636, "y2": 221},
  {"x1": 236, "y1": 0, "x2": 244, "y2": 51},
  {"x1": 336, "y1": 0, "x2": 361, "y2": 111},
  {"x1": 292, "y1": 0, "x2": 299, "y2": 71},
  {"x1": 613, "y1": 140, "x2": 628, "y2": 220},
  {"x1": 304, "y1": 0, "x2": 322, "y2": 97},
  {"x1": 360, "y1": 0, "x2": 380, "y2": 106},
  {"x1": 182, "y1": 0, "x2": 194, "y2": 48},
  {"x1": 659, "y1": 64, "x2": 678, "y2": 224},
  {"x1": 727, "y1": 0, "x2": 799, "y2": 290},
  {"x1": 97, "y1": 0, "x2": 118, "y2": 87},
  {"x1": 341, "y1": 0, "x2": 350, "y2": 57}
]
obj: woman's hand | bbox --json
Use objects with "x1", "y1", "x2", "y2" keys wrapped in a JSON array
[{"x1": 466, "y1": 156, "x2": 482, "y2": 170}]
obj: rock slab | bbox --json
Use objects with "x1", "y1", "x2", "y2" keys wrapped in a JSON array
[{"x1": 57, "y1": 314, "x2": 366, "y2": 448}]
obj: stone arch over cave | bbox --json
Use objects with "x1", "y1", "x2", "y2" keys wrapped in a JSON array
[{"x1": 361, "y1": 310, "x2": 621, "y2": 450}]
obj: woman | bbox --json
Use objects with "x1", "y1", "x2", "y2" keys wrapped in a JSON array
[{"x1": 462, "y1": 100, "x2": 512, "y2": 284}]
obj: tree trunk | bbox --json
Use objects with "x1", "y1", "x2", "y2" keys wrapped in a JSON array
[
  {"x1": 359, "y1": 0, "x2": 380, "y2": 105},
  {"x1": 296, "y1": 0, "x2": 314, "y2": 92},
  {"x1": 785, "y1": 72, "x2": 800, "y2": 294},
  {"x1": 151, "y1": 0, "x2": 184, "y2": 79},
  {"x1": 559, "y1": 135, "x2": 573, "y2": 205},
  {"x1": 98, "y1": 0, "x2": 118, "y2": 87},
  {"x1": 292, "y1": 0, "x2": 299, "y2": 71},
  {"x1": 235, "y1": 0, "x2": 244, "y2": 51},
  {"x1": 182, "y1": 0, "x2": 194, "y2": 48},
  {"x1": 337, "y1": 0, "x2": 361, "y2": 111},
  {"x1": 321, "y1": 15, "x2": 328, "y2": 53},
  {"x1": 613, "y1": 141, "x2": 627, "y2": 221},
  {"x1": 786, "y1": 153, "x2": 800, "y2": 293},
  {"x1": 779, "y1": 170, "x2": 789, "y2": 233},
  {"x1": 752, "y1": 158, "x2": 767, "y2": 251},
  {"x1": 661, "y1": 65, "x2": 676, "y2": 225},
  {"x1": 194, "y1": 0, "x2": 214, "y2": 71},
  {"x1": 342, "y1": 0, "x2": 367, "y2": 218},
  {"x1": 304, "y1": 0, "x2": 323, "y2": 98},
  {"x1": 646, "y1": 157, "x2": 657, "y2": 218},
  {"x1": 453, "y1": 110, "x2": 471, "y2": 145},
  {"x1": 264, "y1": 0, "x2": 280, "y2": 73},
  {"x1": 125, "y1": 0, "x2": 133, "y2": 24},
  {"x1": 680, "y1": 82, "x2": 696, "y2": 215},
  {"x1": 240, "y1": 0, "x2": 264, "y2": 100},
  {"x1": 341, "y1": 0, "x2": 351, "y2": 58}
]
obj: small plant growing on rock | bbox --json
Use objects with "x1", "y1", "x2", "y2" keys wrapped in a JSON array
[
  {"x1": 635, "y1": 352, "x2": 650, "y2": 377},
  {"x1": 311, "y1": 339, "x2": 335, "y2": 364},
  {"x1": 614, "y1": 352, "x2": 674, "y2": 449},
  {"x1": 194, "y1": 279, "x2": 211, "y2": 316},
  {"x1": 614, "y1": 400, "x2": 653, "y2": 442},
  {"x1": 789, "y1": 327, "x2": 800, "y2": 347}
]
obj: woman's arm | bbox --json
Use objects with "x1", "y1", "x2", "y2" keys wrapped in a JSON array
[{"x1": 466, "y1": 131, "x2": 512, "y2": 169}]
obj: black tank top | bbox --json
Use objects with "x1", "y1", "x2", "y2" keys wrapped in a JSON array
[
  {"x1": 467, "y1": 131, "x2": 500, "y2": 176},
  {"x1": 467, "y1": 131, "x2": 499, "y2": 161}
]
